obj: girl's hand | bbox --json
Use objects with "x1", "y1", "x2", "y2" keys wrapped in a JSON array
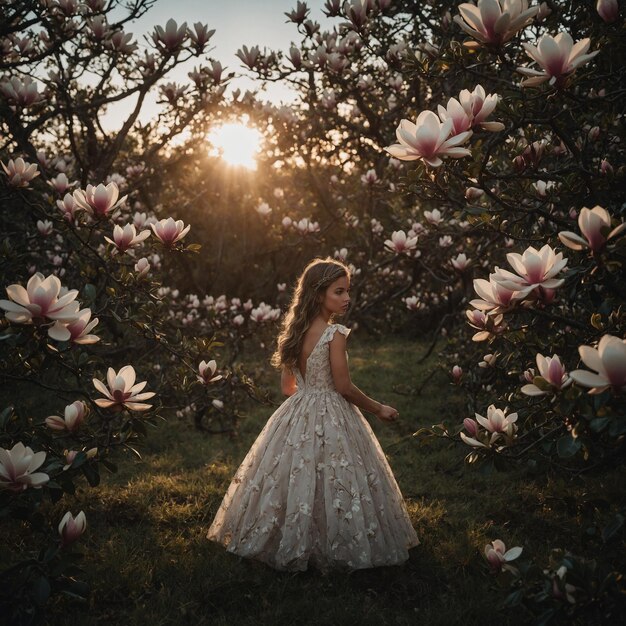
[{"x1": 376, "y1": 404, "x2": 399, "y2": 422}]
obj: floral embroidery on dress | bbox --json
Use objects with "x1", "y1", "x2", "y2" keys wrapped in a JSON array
[{"x1": 207, "y1": 323, "x2": 419, "y2": 571}]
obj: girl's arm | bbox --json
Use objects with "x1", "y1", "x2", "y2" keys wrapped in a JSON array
[
  {"x1": 329, "y1": 333, "x2": 398, "y2": 421},
  {"x1": 281, "y1": 367, "x2": 298, "y2": 397}
]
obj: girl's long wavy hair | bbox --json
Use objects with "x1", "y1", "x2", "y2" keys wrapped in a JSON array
[{"x1": 271, "y1": 257, "x2": 349, "y2": 371}]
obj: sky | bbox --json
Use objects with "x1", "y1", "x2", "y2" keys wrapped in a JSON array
[{"x1": 102, "y1": 0, "x2": 335, "y2": 128}]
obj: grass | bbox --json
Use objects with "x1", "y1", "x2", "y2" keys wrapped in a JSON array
[{"x1": 11, "y1": 335, "x2": 626, "y2": 625}]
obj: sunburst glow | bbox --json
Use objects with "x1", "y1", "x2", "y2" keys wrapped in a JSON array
[{"x1": 207, "y1": 121, "x2": 262, "y2": 170}]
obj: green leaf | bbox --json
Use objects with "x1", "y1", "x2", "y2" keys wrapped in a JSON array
[
  {"x1": 589, "y1": 417, "x2": 611, "y2": 433},
  {"x1": 82, "y1": 463, "x2": 100, "y2": 487},
  {"x1": 556, "y1": 435, "x2": 581, "y2": 458}
]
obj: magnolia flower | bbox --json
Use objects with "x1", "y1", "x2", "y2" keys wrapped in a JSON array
[
  {"x1": 521, "y1": 354, "x2": 572, "y2": 395},
  {"x1": 63, "y1": 447, "x2": 97, "y2": 471},
  {"x1": 404, "y1": 296, "x2": 421, "y2": 311},
  {"x1": 1, "y1": 157, "x2": 40, "y2": 187},
  {"x1": 152, "y1": 18, "x2": 188, "y2": 50},
  {"x1": 0, "y1": 273, "x2": 80, "y2": 337},
  {"x1": 463, "y1": 417, "x2": 478, "y2": 436},
  {"x1": 484, "y1": 540, "x2": 523, "y2": 574},
  {"x1": 47, "y1": 172, "x2": 76, "y2": 194},
  {"x1": 452, "y1": 365, "x2": 463, "y2": 383},
  {"x1": 491, "y1": 244, "x2": 568, "y2": 299},
  {"x1": 0, "y1": 76, "x2": 44, "y2": 106},
  {"x1": 558, "y1": 205, "x2": 626, "y2": 254},
  {"x1": 197, "y1": 360, "x2": 222, "y2": 384},
  {"x1": 0, "y1": 442, "x2": 49, "y2": 491},
  {"x1": 465, "y1": 186, "x2": 484, "y2": 200},
  {"x1": 384, "y1": 230, "x2": 418, "y2": 254},
  {"x1": 212, "y1": 398, "x2": 224, "y2": 410},
  {"x1": 385, "y1": 111, "x2": 472, "y2": 168},
  {"x1": 451, "y1": 253, "x2": 471, "y2": 271},
  {"x1": 250, "y1": 303, "x2": 281, "y2": 322},
  {"x1": 533, "y1": 180, "x2": 555, "y2": 197},
  {"x1": 570, "y1": 335, "x2": 626, "y2": 394},
  {"x1": 104, "y1": 224, "x2": 151, "y2": 253},
  {"x1": 361, "y1": 169, "x2": 378, "y2": 185},
  {"x1": 470, "y1": 273, "x2": 520, "y2": 312},
  {"x1": 597, "y1": 0, "x2": 619, "y2": 23},
  {"x1": 424, "y1": 208, "x2": 444, "y2": 225},
  {"x1": 37, "y1": 220, "x2": 53, "y2": 236},
  {"x1": 438, "y1": 86, "x2": 505, "y2": 134},
  {"x1": 56, "y1": 193, "x2": 79, "y2": 222},
  {"x1": 64, "y1": 308, "x2": 100, "y2": 344},
  {"x1": 479, "y1": 352, "x2": 499, "y2": 368},
  {"x1": 58, "y1": 511, "x2": 87, "y2": 548},
  {"x1": 150, "y1": 217, "x2": 191, "y2": 246},
  {"x1": 454, "y1": 0, "x2": 539, "y2": 47},
  {"x1": 439, "y1": 235, "x2": 453, "y2": 247},
  {"x1": 135, "y1": 257, "x2": 151, "y2": 277},
  {"x1": 73, "y1": 182, "x2": 127, "y2": 218},
  {"x1": 466, "y1": 308, "x2": 504, "y2": 341},
  {"x1": 236, "y1": 45, "x2": 260, "y2": 69},
  {"x1": 294, "y1": 218, "x2": 320, "y2": 234},
  {"x1": 518, "y1": 32, "x2": 600, "y2": 87},
  {"x1": 477, "y1": 404, "x2": 517, "y2": 434},
  {"x1": 45, "y1": 401, "x2": 87, "y2": 432},
  {"x1": 93, "y1": 365, "x2": 156, "y2": 411},
  {"x1": 256, "y1": 202, "x2": 272, "y2": 216}
]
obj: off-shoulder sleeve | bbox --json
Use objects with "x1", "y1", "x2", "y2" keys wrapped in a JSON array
[{"x1": 326, "y1": 323, "x2": 351, "y2": 343}]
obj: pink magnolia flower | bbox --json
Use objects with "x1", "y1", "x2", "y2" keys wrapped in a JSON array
[
  {"x1": 424, "y1": 208, "x2": 443, "y2": 225},
  {"x1": 64, "y1": 308, "x2": 100, "y2": 344},
  {"x1": 188, "y1": 22, "x2": 215, "y2": 52},
  {"x1": 521, "y1": 354, "x2": 572, "y2": 395},
  {"x1": 558, "y1": 205, "x2": 626, "y2": 254},
  {"x1": 197, "y1": 360, "x2": 222, "y2": 384},
  {"x1": 465, "y1": 308, "x2": 504, "y2": 341},
  {"x1": 470, "y1": 273, "x2": 521, "y2": 312},
  {"x1": 0, "y1": 273, "x2": 80, "y2": 336},
  {"x1": 236, "y1": 45, "x2": 261, "y2": 69},
  {"x1": 73, "y1": 182, "x2": 127, "y2": 218},
  {"x1": 491, "y1": 244, "x2": 568, "y2": 299},
  {"x1": 58, "y1": 511, "x2": 87, "y2": 548},
  {"x1": 93, "y1": 365, "x2": 156, "y2": 411},
  {"x1": 384, "y1": 230, "x2": 418, "y2": 254},
  {"x1": 150, "y1": 217, "x2": 191, "y2": 246},
  {"x1": 596, "y1": 0, "x2": 619, "y2": 23},
  {"x1": 56, "y1": 193, "x2": 79, "y2": 222},
  {"x1": 404, "y1": 296, "x2": 421, "y2": 311},
  {"x1": 104, "y1": 224, "x2": 151, "y2": 253},
  {"x1": 0, "y1": 76, "x2": 44, "y2": 106},
  {"x1": 476, "y1": 404, "x2": 517, "y2": 435},
  {"x1": 250, "y1": 303, "x2": 281, "y2": 322},
  {"x1": 361, "y1": 168, "x2": 378, "y2": 185},
  {"x1": 45, "y1": 401, "x2": 87, "y2": 432},
  {"x1": 134, "y1": 257, "x2": 151, "y2": 277},
  {"x1": 570, "y1": 335, "x2": 626, "y2": 394},
  {"x1": 63, "y1": 447, "x2": 97, "y2": 471},
  {"x1": 385, "y1": 110, "x2": 472, "y2": 168},
  {"x1": 1, "y1": 157, "x2": 40, "y2": 187},
  {"x1": 152, "y1": 18, "x2": 188, "y2": 51},
  {"x1": 454, "y1": 0, "x2": 539, "y2": 47},
  {"x1": 463, "y1": 417, "x2": 478, "y2": 436},
  {"x1": 37, "y1": 220, "x2": 53, "y2": 236},
  {"x1": 47, "y1": 172, "x2": 77, "y2": 194},
  {"x1": 465, "y1": 186, "x2": 484, "y2": 200},
  {"x1": 484, "y1": 539, "x2": 523, "y2": 573},
  {"x1": 518, "y1": 32, "x2": 599, "y2": 87},
  {"x1": 438, "y1": 85, "x2": 505, "y2": 134},
  {"x1": 0, "y1": 442, "x2": 49, "y2": 491},
  {"x1": 451, "y1": 253, "x2": 470, "y2": 271},
  {"x1": 452, "y1": 365, "x2": 463, "y2": 383}
]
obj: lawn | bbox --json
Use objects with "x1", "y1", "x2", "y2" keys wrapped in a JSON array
[{"x1": 29, "y1": 333, "x2": 625, "y2": 625}]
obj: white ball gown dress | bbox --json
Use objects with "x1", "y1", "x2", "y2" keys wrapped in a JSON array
[{"x1": 207, "y1": 323, "x2": 420, "y2": 571}]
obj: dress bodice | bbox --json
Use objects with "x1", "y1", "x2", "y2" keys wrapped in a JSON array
[{"x1": 294, "y1": 324, "x2": 351, "y2": 394}]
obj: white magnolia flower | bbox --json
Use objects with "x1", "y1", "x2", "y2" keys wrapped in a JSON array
[
  {"x1": 73, "y1": 182, "x2": 127, "y2": 218},
  {"x1": 558, "y1": 205, "x2": 626, "y2": 254},
  {"x1": 384, "y1": 230, "x2": 418, "y2": 254}
]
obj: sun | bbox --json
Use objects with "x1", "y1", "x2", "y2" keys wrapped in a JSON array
[{"x1": 207, "y1": 120, "x2": 262, "y2": 170}]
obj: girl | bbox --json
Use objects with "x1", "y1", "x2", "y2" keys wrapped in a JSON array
[{"x1": 207, "y1": 257, "x2": 419, "y2": 571}]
